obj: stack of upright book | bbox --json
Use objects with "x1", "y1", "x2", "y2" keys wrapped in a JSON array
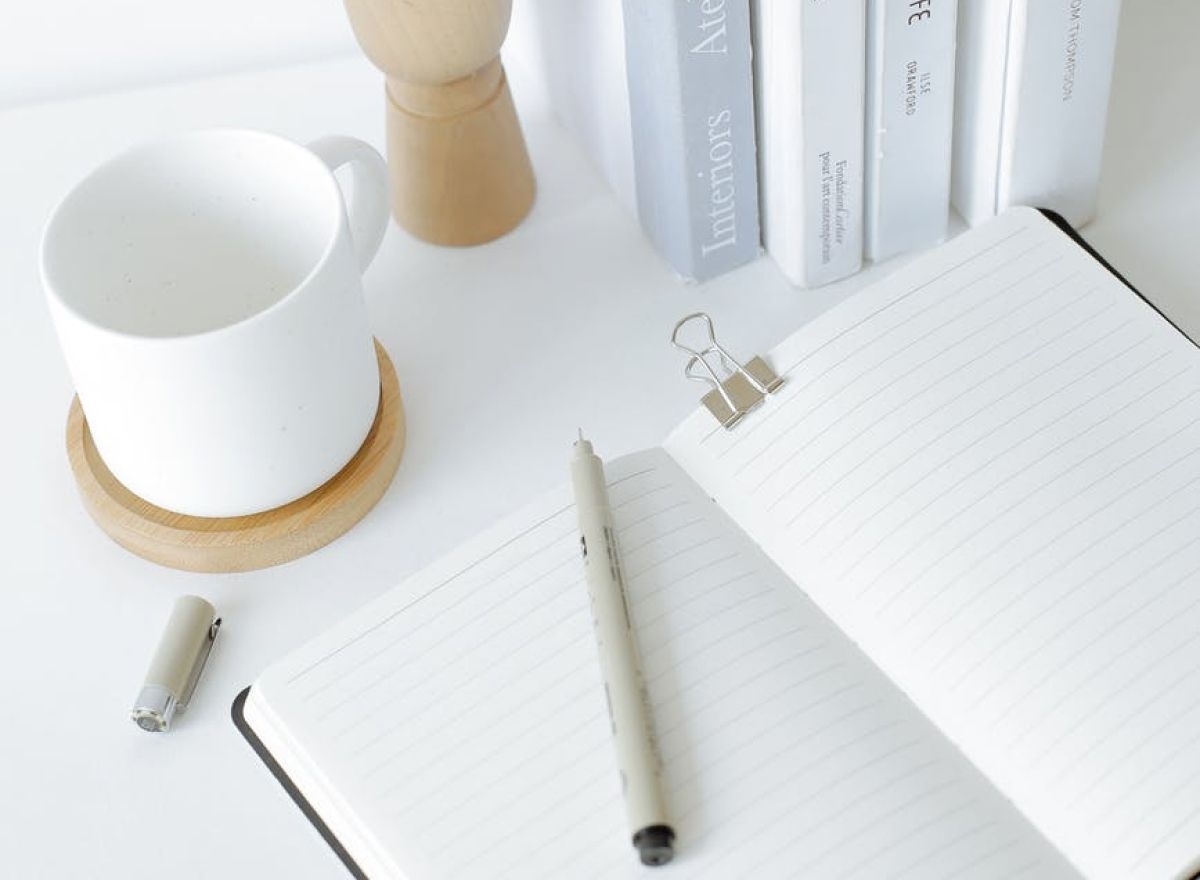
[{"x1": 520, "y1": 0, "x2": 1122, "y2": 287}]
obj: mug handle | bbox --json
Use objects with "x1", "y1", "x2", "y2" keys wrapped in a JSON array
[{"x1": 307, "y1": 136, "x2": 390, "y2": 271}]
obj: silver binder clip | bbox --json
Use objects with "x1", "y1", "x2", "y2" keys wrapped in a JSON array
[{"x1": 671, "y1": 313, "x2": 783, "y2": 429}]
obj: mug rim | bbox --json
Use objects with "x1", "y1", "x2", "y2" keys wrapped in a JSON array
[{"x1": 40, "y1": 128, "x2": 350, "y2": 344}]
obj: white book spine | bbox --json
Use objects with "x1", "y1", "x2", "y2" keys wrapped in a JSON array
[
  {"x1": 999, "y1": 0, "x2": 1122, "y2": 226},
  {"x1": 864, "y1": 0, "x2": 958, "y2": 262},
  {"x1": 949, "y1": 0, "x2": 1010, "y2": 227},
  {"x1": 517, "y1": 0, "x2": 638, "y2": 214},
  {"x1": 516, "y1": 0, "x2": 760, "y2": 283},
  {"x1": 952, "y1": 0, "x2": 1122, "y2": 228},
  {"x1": 753, "y1": 0, "x2": 866, "y2": 288}
]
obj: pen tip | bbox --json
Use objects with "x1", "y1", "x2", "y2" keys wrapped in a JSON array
[{"x1": 577, "y1": 427, "x2": 584, "y2": 442}]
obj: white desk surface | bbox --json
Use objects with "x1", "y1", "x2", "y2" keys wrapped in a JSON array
[{"x1": 2, "y1": 3, "x2": 1197, "y2": 876}]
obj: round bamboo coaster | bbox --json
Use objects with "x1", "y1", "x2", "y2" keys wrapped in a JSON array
[{"x1": 65, "y1": 339, "x2": 405, "y2": 573}]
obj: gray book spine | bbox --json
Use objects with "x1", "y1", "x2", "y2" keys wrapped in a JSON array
[{"x1": 622, "y1": 0, "x2": 761, "y2": 282}]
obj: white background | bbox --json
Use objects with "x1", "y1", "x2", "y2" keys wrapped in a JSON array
[
  {"x1": 0, "y1": 1, "x2": 356, "y2": 107},
  {"x1": 1, "y1": 1, "x2": 1198, "y2": 878}
]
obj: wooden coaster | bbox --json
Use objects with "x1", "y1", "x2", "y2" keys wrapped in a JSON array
[{"x1": 65, "y1": 339, "x2": 405, "y2": 573}]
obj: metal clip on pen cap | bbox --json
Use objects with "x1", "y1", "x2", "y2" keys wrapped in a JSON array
[
  {"x1": 131, "y1": 596, "x2": 221, "y2": 733},
  {"x1": 671, "y1": 313, "x2": 783, "y2": 429}
]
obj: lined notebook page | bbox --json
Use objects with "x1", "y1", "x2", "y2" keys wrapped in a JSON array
[
  {"x1": 246, "y1": 447, "x2": 1073, "y2": 879},
  {"x1": 666, "y1": 207, "x2": 1200, "y2": 880}
]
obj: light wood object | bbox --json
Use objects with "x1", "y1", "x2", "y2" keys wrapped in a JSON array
[
  {"x1": 65, "y1": 340, "x2": 405, "y2": 573},
  {"x1": 343, "y1": 0, "x2": 536, "y2": 245}
]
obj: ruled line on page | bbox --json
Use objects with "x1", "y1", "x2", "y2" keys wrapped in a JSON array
[
  {"x1": 641, "y1": 589, "x2": 779, "y2": 665},
  {"x1": 1047, "y1": 686, "x2": 1200, "y2": 797},
  {"x1": 854, "y1": 382, "x2": 1200, "y2": 611},
  {"x1": 1051, "y1": 672, "x2": 1200, "y2": 784},
  {"x1": 378, "y1": 680, "x2": 606, "y2": 808},
  {"x1": 617, "y1": 498, "x2": 689, "y2": 534},
  {"x1": 888, "y1": 821, "x2": 999, "y2": 878},
  {"x1": 638, "y1": 559, "x2": 752, "y2": 620},
  {"x1": 285, "y1": 502, "x2": 575, "y2": 684},
  {"x1": 738, "y1": 252, "x2": 1069, "y2": 484},
  {"x1": 446, "y1": 764, "x2": 621, "y2": 877},
  {"x1": 926, "y1": 838, "x2": 1027, "y2": 880},
  {"x1": 343, "y1": 615, "x2": 593, "y2": 758},
  {"x1": 627, "y1": 534, "x2": 724, "y2": 580},
  {"x1": 1082, "y1": 729, "x2": 1200, "y2": 829},
  {"x1": 665, "y1": 685, "x2": 869, "y2": 785},
  {"x1": 636, "y1": 569, "x2": 758, "y2": 628},
  {"x1": 666, "y1": 699, "x2": 881, "y2": 810},
  {"x1": 354, "y1": 641, "x2": 596, "y2": 770},
  {"x1": 747, "y1": 756, "x2": 952, "y2": 862},
  {"x1": 360, "y1": 643, "x2": 595, "y2": 782},
  {"x1": 1011, "y1": 634, "x2": 1200, "y2": 759},
  {"x1": 692, "y1": 754, "x2": 943, "y2": 877},
  {"x1": 813, "y1": 311, "x2": 1144, "y2": 574},
  {"x1": 513, "y1": 808, "x2": 627, "y2": 880},
  {"x1": 641, "y1": 588, "x2": 777, "y2": 671},
  {"x1": 343, "y1": 607, "x2": 590, "y2": 758},
  {"x1": 680, "y1": 720, "x2": 909, "y2": 825},
  {"x1": 755, "y1": 267, "x2": 1083, "y2": 502},
  {"x1": 1117, "y1": 761, "x2": 1200, "y2": 851},
  {"x1": 899, "y1": 404, "x2": 1200, "y2": 658},
  {"x1": 631, "y1": 548, "x2": 740, "y2": 607},
  {"x1": 311, "y1": 556, "x2": 582, "y2": 722},
  {"x1": 396, "y1": 706, "x2": 611, "y2": 828},
  {"x1": 1129, "y1": 797, "x2": 1200, "y2": 873},
  {"x1": 886, "y1": 383, "x2": 1198, "y2": 627},
  {"x1": 1004, "y1": 659, "x2": 1200, "y2": 869},
  {"x1": 646, "y1": 624, "x2": 812, "y2": 694},
  {"x1": 912, "y1": 400, "x2": 1195, "y2": 657},
  {"x1": 607, "y1": 465, "x2": 658, "y2": 487},
  {"x1": 796, "y1": 793, "x2": 986, "y2": 878},
  {"x1": 942, "y1": 484, "x2": 1200, "y2": 700},
  {"x1": 964, "y1": 536, "x2": 1200, "y2": 725},
  {"x1": 294, "y1": 461, "x2": 680, "y2": 696},
  {"x1": 699, "y1": 224, "x2": 1034, "y2": 451},
  {"x1": 656, "y1": 657, "x2": 842, "y2": 741},
  {"x1": 791, "y1": 294, "x2": 1141, "y2": 538},
  {"x1": 613, "y1": 482, "x2": 672, "y2": 510},
  {"x1": 621, "y1": 517, "x2": 704, "y2": 555}
]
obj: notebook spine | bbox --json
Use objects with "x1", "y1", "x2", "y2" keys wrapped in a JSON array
[
  {"x1": 622, "y1": 0, "x2": 761, "y2": 282},
  {"x1": 864, "y1": 0, "x2": 958, "y2": 262}
]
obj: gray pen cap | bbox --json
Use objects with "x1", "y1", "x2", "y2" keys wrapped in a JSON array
[{"x1": 131, "y1": 595, "x2": 221, "y2": 732}]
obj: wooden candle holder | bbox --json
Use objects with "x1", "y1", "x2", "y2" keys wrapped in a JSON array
[{"x1": 343, "y1": 0, "x2": 536, "y2": 246}]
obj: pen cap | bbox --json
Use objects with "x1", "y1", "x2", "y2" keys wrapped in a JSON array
[{"x1": 145, "y1": 595, "x2": 216, "y2": 695}]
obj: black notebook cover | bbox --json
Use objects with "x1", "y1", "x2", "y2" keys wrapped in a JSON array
[
  {"x1": 229, "y1": 209, "x2": 1185, "y2": 880},
  {"x1": 232, "y1": 687, "x2": 368, "y2": 879}
]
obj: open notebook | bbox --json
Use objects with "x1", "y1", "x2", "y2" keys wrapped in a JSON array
[{"x1": 234, "y1": 208, "x2": 1200, "y2": 880}]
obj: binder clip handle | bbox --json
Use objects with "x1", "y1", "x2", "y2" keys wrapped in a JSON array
[
  {"x1": 670, "y1": 313, "x2": 784, "y2": 430},
  {"x1": 670, "y1": 312, "x2": 721, "y2": 359}
]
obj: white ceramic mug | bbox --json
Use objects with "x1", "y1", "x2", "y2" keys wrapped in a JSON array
[{"x1": 42, "y1": 129, "x2": 390, "y2": 517}]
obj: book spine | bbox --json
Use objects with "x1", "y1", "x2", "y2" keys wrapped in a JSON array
[
  {"x1": 754, "y1": 0, "x2": 866, "y2": 288},
  {"x1": 999, "y1": 0, "x2": 1122, "y2": 227},
  {"x1": 622, "y1": 0, "x2": 761, "y2": 282},
  {"x1": 864, "y1": 0, "x2": 958, "y2": 262},
  {"x1": 518, "y1": 0, "x2": 639, "y2": 214},
  {"x1": 950, "y1": 0, "x2": 1012, "y2": 226}
]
